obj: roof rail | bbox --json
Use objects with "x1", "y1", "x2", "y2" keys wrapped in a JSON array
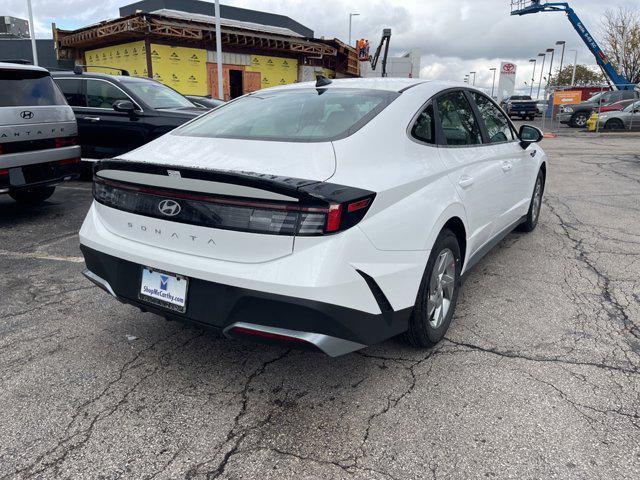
[
  {"x1": 0, "y1": 59, "x2": 33, "y2": 65},
  {"x1": 73, "y1": 64, "x2": 130, "y2": 76}
]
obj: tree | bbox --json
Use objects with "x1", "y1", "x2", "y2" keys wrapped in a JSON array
[
  {"x1": 550, "y1": 64, "x2": 605, "y2": 86},
  {"x1": 601, "y1": 7, "x2": 640, "y2": 85}
]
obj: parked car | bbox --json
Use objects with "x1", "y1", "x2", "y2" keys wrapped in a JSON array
[
  {"x1": 501, "y1": 95, "x2": 537, "y2": 120},
  {"x1": 595, "y1": 100, "x2": 640, "y2": 131},
  {"x1": 186, "y1": 95, "x2": 225, "y2": 109},
  {"x1": 80, "y1": 79, "x2": 547, "y2": 356},
  {"x1": 535, "y1": 100, "x2": 548, "y2": 116},
  {"x1": 558, "y1": 89, "x2": 638, "y2": 128},
  {"x1": 51, "y1": 70, "x2": 205, "y2": 164},
  {"x1": 598, "y1": 98, "x2": 637, "y2": 113},
  {"x1": 0, "y1": 62, "x2": 80, "y2": 203}
]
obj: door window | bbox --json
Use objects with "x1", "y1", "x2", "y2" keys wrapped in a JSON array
[
  {"x1": 411, "y1": 104, "x2": 435, "y2": 144},
  {"x1": 86, "y1": 80, "x2": 131, "y2": 109},
  {"x1": 54, "y1": 78, "x2": 86, "y2": 107},
  {"x1": 435, "y1": 91, "x2": 482, "y2": 146},
  {"x1": 471, "y1": 92, "x2": 515, "y2": 144}
]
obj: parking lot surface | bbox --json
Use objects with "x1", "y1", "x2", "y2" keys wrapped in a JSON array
[{"x1": 1, "y1": 134, "x2": 639, "y2": 480}]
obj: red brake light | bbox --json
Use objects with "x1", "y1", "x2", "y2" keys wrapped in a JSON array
[
  {"x1": 348, "y1": 198, "x2": 371, "y2": 213},
  {"x1": 59, "y1": 157, "x2": 81, "y2": 166},
  {"x1": 325, "y1": 204, "x2": 343, "y2": 232},
  {"x1": 55, "y1": 136, "x2": 78, "y2": 148},
  {"x1": 0, "y1": 169, "x2": 9, "y2": 175}
]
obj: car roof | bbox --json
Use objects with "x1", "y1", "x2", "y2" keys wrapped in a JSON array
[
  {"x1": 0, "y1": 61, "x2": 49, "y2": 73},
  {"x1": 265, "y1": 77, "x2": 428, "y2": 93},
  {"x1": 50, "y1": 70, "x2": 156, "y2": 83}
]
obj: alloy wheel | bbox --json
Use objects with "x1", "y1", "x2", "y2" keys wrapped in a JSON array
[
  {"x1": 532, "y1": 178, "x2": 543, "y2": 223},
  {"x1": 427, "y1": 248, "x2": 456, "y2": 329}
]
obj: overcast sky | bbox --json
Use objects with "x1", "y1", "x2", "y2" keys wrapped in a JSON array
[{"x1": 4, "y1": 0, "x2": 638, "y2": 88}]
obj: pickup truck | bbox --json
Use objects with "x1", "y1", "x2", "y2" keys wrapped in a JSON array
[{"x1": 501, "y1": 95, "x2": 537, "y2": 120}]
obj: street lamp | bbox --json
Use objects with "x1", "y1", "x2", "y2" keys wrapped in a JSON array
[
  {"x1": 546, "y1": 47, "x2": 555, "y2": 87},
  {"x1": 568, "y1": 49, "x2": 578, "y2": 86},
  {"x1": 537, "y1": 52, "x2": 546, "y2": 100},
  {"x1": 470, "y1": 71, "x2": 476, "y2": 86},
  {"x1": 26, "y1": 0, "x2": 38, "y2": 66},
  {"x1": 490, "y1": 68, "x2": 497, "y2": 97},
  {"x1": 348, "y1": 13, "x2": 360, "y2": 46},
  {"x1": 529, "y1": 59, "x2": 537, "y2": 97},
  {"x1": 556, "y1": 41, "x2": 566, "y2": 84}
]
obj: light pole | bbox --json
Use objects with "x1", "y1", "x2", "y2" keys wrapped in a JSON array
[
  {"x1": 214, "y1": 0, "x2": 223, "y2": 100},
  {"x1": 569, "y1": 49, "x2": 578, "y2": 86},
  {"x1": 529, "y1": 59, "x2": 537, "y2": 97},
  {"x1": 490, "y1": 68, "x2": 497, "y2": 97},
  {"x1": 470, "y1": 71, "x2": 476, "y2": 86},
  {"x1": 556, "y1": 41, "x2": 566, "y2": 83},
  {"x1": 26, "y1": 0, "x2": 38, "y2": 66},
  {"x1": 348, "y1": 13, "x2": 360, "y2": 46},
  {"x1": 546, "y1": 47, "x2": 555, "y2": 87},
  {"x1": 537, "y1": 52, "x2": 546, "y2": 100}
]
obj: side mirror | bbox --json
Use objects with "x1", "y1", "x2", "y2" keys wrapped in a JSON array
[
  {"x1": 113, "y1": 100, "x2": 136, "y2": 114},
  {"x1": 519, "y1": 124, "x2": 543, "y2": 149}
]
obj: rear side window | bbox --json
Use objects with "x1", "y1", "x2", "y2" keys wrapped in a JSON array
[
  {"x1": 0, "y1": 69, "x2": 66, "y2": 107},
  {"x1": 55, "y1": 78, "x2": 87, "y2": 107},
  {"x1": 86, "y1": 80, "x2": 130, "y2": 109},
  {"x1": 411, "y1": 104, "x2": 435, "y2": 144},
  {"x1": 471, "y1": 92, "x2": 515, "y2": 143},
  {"x1": 435, "y1": 91, "x2": 482, "y2": 146},
  {"x1": 178, "y1": 89, "x2": 399, "y2": 142}
]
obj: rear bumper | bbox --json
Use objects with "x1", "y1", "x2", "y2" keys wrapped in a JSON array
[
  {"x1": 80, "y1": 245, "x2": 412, "y2": 355},
  {"x1": 0, "y1": 152, "x2": 81, "y2": 193}
]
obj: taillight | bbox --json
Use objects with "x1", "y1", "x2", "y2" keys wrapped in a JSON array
[
  {"x1": 59, "y1": 157, "x2": 81, "y2": 166},
  {"x1": 55, "y1": 136, "x2": 78, "y2": 148},
  {"x1": 93, "y1": 176, "x2": 375, "y2": 237},
  {"x1": 0, "y1": 169, "x2": 9, "y2": 175}
]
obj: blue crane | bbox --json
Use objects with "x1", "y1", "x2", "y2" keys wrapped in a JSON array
[{"x1": 511, "y1": 1, "x2": 634, "y2": 90}]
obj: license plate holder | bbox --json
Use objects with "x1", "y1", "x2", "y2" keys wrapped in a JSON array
[{"x1": 139, "y1": 267, "x2": 188, "y2": 313}]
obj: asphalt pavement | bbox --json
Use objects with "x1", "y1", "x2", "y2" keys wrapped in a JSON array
[{"x1": 1, "y1": 133, "x2": 639, "y2": 479}]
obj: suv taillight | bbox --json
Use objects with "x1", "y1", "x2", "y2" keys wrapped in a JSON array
[
  {"x1": 55, "y1": 136, "x2": 78, "y2": 148},
  {"x1": 93, "y1": 177, "x2": 375, "y2": 237}
]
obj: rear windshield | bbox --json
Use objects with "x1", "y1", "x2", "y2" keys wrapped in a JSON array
[
  {"x1": 0, "y1": 69, "x2": 67, "y2": 107},
  {"x1": 176, "y1": 88, "x2": 399, "y2": 142}
]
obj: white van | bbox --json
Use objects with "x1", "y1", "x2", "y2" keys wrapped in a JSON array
[{"x1": 0, "y1": 62, "x2": 80, "y2": 203}]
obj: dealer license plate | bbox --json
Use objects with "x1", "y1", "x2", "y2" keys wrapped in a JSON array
[{"x1": 139, "y1": 267, "x2": 188, "y2": 313}]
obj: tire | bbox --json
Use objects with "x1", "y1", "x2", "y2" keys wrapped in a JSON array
[
  {"x1": 517, "y1": 170, "x2": 545, "y2": 233},
  {"x1": 569, "y1": 112, "x2": 589, "y2": 128},
  {"x1": 604, "y1": 118, "x2": 625, "y2": 131},
  {"x1": 404, "y1": 229, "x2": 462, "y2": 348},
  {"x1": 9, "y1": 186, "x2": 56, "y2": 204}
]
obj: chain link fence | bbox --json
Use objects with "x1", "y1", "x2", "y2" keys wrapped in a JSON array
[{"x1": 539, "y1": 84, "x2": 640, "y2": 135}]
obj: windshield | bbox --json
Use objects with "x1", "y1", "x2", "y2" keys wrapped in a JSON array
[
  {"x1": 176, "y1": 89, "x2": 398, "y2": 142},
  {"x1": 0, "y1": 69, "x2": 66, "y2": 107},
  {"x1": 121, "y1": 80, "x2": 195, "y2": 109},
  {"x1": 623, "y1": 101, "x2": 640, "y2": 112}
]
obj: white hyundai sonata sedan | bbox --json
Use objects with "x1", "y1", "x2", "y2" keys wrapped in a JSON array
[{"x1": 80, "y1": 77, "x2": 547, "y2": 357}]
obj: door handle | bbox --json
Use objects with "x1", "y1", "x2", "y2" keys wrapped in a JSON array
[
  {"x1": 501, "y1": 161, "x2": 513, "y2": 172},
  {"x1": 82, "y1": 116, "x2": 101, "y2": 122},
  {"x1": 458, "y1": 175, "x2": 475, "y2": 189}
]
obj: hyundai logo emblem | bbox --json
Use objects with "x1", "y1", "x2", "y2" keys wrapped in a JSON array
[
  {"x1": 158, "y1": 199, "x2": 181, "y2": 216},
  {"x1": 20, "y1": 110, "x2": 34, "y2": 120}
]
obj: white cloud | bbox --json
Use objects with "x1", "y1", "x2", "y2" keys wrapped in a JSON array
[{"x1": 2, "y1": 0, "x2": 636, "y2": 84}]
